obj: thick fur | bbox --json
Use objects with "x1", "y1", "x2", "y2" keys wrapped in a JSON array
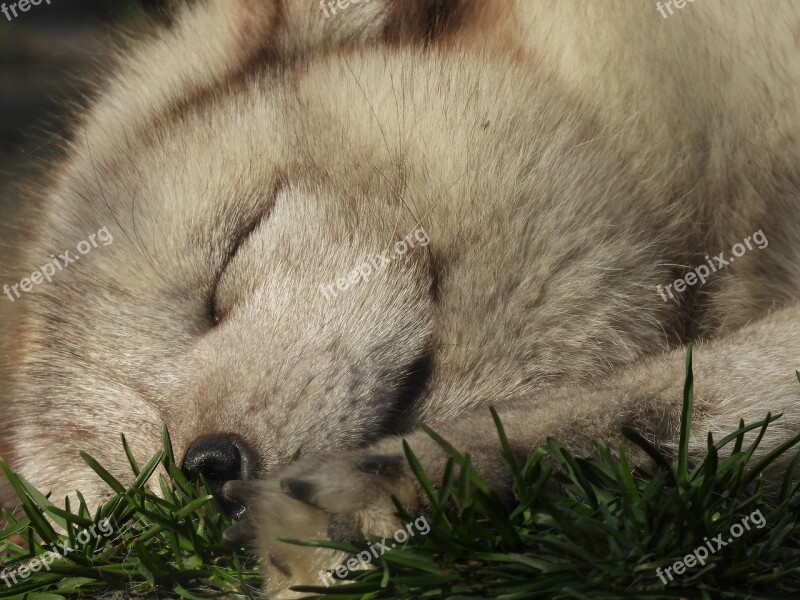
[{"x1": 2, "y1": 0, "x2": 800, "y2": 596}]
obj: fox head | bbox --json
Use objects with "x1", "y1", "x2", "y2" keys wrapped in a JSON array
[{"x1": 0, "y1": 0, "x2": 678, "y2": 512}]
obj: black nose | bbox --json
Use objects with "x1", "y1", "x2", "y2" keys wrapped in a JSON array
[{"x1": 182, "y1": 435, "x2": 254, "y2": 518}]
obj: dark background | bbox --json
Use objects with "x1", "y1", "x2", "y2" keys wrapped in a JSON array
[
  {"x1": 0, "y1": 0, "x2": 174, "y2": 373},
  {"x1": 0, "y1": 0, "x2": 173, "y2": 218}
]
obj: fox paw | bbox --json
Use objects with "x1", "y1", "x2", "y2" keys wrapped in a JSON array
[{"x1": 222, "y1": 448, "x2": 433, "y2": 597}]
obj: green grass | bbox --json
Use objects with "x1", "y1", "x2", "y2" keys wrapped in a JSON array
[
  {"x1": 0, "y1": 431, "x2": 261, "y2": 599},
  {"x1": 2, "y1": 349, "x2": 800, "y2": 599}
]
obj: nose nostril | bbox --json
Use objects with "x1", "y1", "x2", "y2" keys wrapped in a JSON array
[
  {"x1": 181, "y1": 435, "x2": 254, "y2": 517},
  {"x1": 183, "y1": 437, "x2": 242, "y2": 480}
]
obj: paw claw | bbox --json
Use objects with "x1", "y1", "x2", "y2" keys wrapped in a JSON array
[
  {"x1": 269, "y1": 552, "x2": 293, "y2": 577},
  {"x1": 356, "y1": 454, "x2": 405, "y2": 476},
  {"x1": 280, "y1": 477, "x2": 317, "y2": 504},
  {"x1": 327, "y1": 514, "x2": 363, "y2": 543},
  {"x1": 222, "y1": 517, "x2": 257, "y2": 547},
  {"x1": 222, "y1": 479, "x2": 259, "y2": 503}
]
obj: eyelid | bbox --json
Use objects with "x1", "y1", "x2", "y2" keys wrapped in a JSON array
[
  {"x1": 208, "y1": 178, "x2": 286, "y2": 326},
  {"x1": 209, "y1": 215, "x2": 266, "y2": 326}
]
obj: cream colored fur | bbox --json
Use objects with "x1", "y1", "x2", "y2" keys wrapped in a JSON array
[{"x1": 1, "y1": 0, "x2": 800, "y2": 596}]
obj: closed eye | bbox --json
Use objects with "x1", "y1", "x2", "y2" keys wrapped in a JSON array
[
  {"x1": 208, "y1": 217, "x2": 262, "y2": 327},
  {"x1": 207, "y1": 178, "x2": 287, "y2": 327}
]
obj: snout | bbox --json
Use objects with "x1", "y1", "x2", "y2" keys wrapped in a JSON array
[{"x1": 181, "y1": 434, "x2": 255, "y2": 518}]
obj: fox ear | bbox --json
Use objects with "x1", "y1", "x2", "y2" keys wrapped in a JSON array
[
  {"x1": 84, "y1": 0, "x2": 388, "y2": 149},
  {"x1": 378, "y1": 0, "x2": 511, "y2": 43},
  {"x1": 83, "y1": 0, "x2": 280, "y2": 150},
  {"x1": 271, "y1": 0, "x2": 499, "y2": 50},
  {"x1": 83, "y1": 0, "x2": 502, "y2": 149}
]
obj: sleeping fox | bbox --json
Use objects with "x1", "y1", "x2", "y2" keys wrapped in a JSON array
[{"x1": 2, "y1": 0, "x2": 800, "y2": 595}]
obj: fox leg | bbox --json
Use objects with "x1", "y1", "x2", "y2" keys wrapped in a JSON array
[{"x1": 226, "y1": 302, "x2": 800, "y2": 595}]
